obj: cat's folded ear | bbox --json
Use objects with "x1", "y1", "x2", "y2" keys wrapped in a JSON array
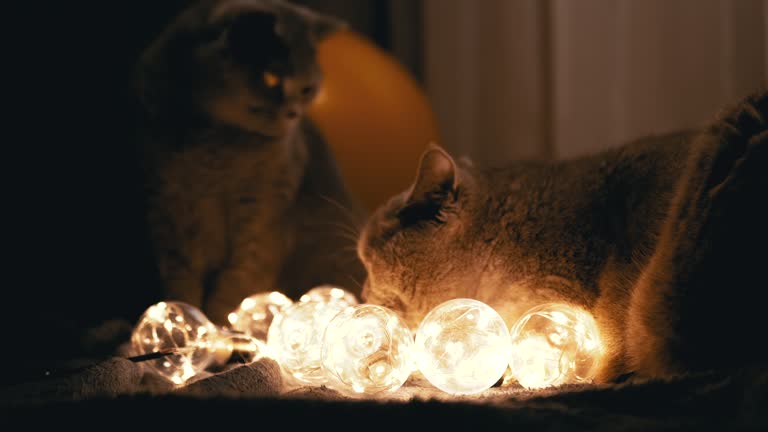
[
  {"x1": 405, "y1": 143, "x2": 459, "y2": 207},
  {"x1": 309, "y1": 11, "x2": 347, "y2": 42},
  {"x1": 227, "y1": 11, "x2": 287, "y2": 67}
]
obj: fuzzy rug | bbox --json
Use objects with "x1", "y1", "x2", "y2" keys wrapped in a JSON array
[{"x1": 1, "y1": 321, "x2": 766, "y2": 430}]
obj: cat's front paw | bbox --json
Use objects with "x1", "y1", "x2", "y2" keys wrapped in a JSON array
[{"x1": 164, "y1": 278, "x2": 206, "y2": 310}]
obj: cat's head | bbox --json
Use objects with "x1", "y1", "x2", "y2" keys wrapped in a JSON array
[
  {"x1": 359, "y1": 142, "x2": 641, "y2": 329},
  {"x1": 358, "y1": 144, "x2": 496, "y2": 327},
  {"x1": 136, "y1": 0, "x2": 343, "y2": 137}
]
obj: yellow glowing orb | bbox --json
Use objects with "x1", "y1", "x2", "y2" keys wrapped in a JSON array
[
  {"x1": 131, "y1": 301, "x2": 218, "y2": 385},
  {"x1": 507, "y1": 303, "x2": 604, "y2": 389},
  {"x1": 299, "y1": 285, "x2": 358, "y2": 307},
  {"x1": 321, "y1": 304, "x2": 414, "y2": 395},
  {"x1": 308, "y1": 30, "x2": 441, "y2": 211},
  {"x1": 414, "y1": 299, "x2": 512, "y2": 395},
  {"x1": 267, "y1": 298, "x2": 352, "y2": 385},
  {"x1": 227, "y1": 291, "x2": 293, "y2": 342}
]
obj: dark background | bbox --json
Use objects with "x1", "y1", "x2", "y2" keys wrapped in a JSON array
[{"x1": 8, "y1": 0, "x2": 402, "y2": 382}]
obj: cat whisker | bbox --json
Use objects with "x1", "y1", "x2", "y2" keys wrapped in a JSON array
[
  {"x1": 306, "y1": 221, "x2": 361, "y2": 241},
  {"x1": 325, "y1": 248, "x2": 361, "y2": 265},
  {"x1": 346, "y1": 275, "x2": 363, "y2": 292},
  {"x1": 317, "y1": 194, "x2": 364, "y2": 228},
  {"x1": 337, "y1": 245, "x2": 360, "y2": 253},
  {"x1": 334, "y1": 234, "x2": 363, "y2": 245}
]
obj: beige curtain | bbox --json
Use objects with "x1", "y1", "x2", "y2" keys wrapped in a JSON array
[{"x1": 424, "y1": 0, "x2": 766, "y2": 163}]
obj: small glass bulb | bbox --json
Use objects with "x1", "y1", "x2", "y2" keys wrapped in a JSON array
[
  {"x1": 322, "y1": 304, "x2": 414, "y2": 395},
  {"x1": 300, "y1": 285, "x2": 358, "y2": 307},
  {"x1": 213, "y1": 331, "x2": 269, "y2": 365},
  {"x1": 267, "y1": 298, "x2": 352, "y2": 385},
  {"x1": 227, "y1": 291, "x2": 293, "y2": 342},
  {"x1": 507, "y1": 303, "x2": 604, "y2": 389},
  {"x1": 414, "y1": 298, "x2": 511, "y2": 395},
  {"x1": 131, "y1": 301, "x2": 218, "y2": 385}
]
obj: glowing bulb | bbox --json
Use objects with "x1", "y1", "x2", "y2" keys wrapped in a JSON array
[
  {"x1": 267, "y1": 296, "x2": 352, "y2": 385},
  {"x1": 131, "y1": 301, "x2": 219, "y2": 385},
  {"x1": 228, "y1": 291, "x2": 293, "y2": 342},
  {"x1": 300, "y1": 285, "x2": 358, "y2": 307},
  {"x1": 507, "y1": 303, "x2": 604, "y2": 389},
  {"x1": 414, "y1": 298, "x2": 511, "y2": 395},
  {"x1": 321, "y1": 304, "x2": 414, "y2": 395},
  {"x1": 213, "y1": 331, "x2": 269, "y2": 365}
]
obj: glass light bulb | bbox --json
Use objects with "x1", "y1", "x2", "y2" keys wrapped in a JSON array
[
  {"x1": 300, "y1": 285, "x2": 358, "y2": 307},
  {"x1": 321, "y1": 304, "x2": 414, "y2": 395},
  {"x1": 507, "y1": 303, "x2": 604, "y2": 389},
  {"x1": 414, "y1": 298, "x2": 511, "y2": 395},
  {"x1": 267, "y1": 298, "x2": 352, "y2": 385},
  {"x1": 213, "y1": 331, "x2": 269, "y2": 365},
  {"x1": 131, "y1": 301, "x2": 218, "y2": 385},
  {"x1": 227, "y1": 291, "x2": 293, "y2": 342}
]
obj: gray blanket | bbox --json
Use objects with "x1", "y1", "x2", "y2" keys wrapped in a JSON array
[{"x1": 2, "y1": 320, "x2": 766, "y2": 430}]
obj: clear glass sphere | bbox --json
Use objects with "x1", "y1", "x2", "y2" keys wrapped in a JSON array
[
  {"x1": 267, "y1": 298, "x2": 351, "y2": 385},
  {"x1": 131, "y1": 301, "x2": 218, "y2": 385},
  {"x1": 322, "y1": 304, "x2": 414, "y2": 395},
  {"x1": 227, "y1": 291, "x2": 293, "y2": 342},
  {"x1": 212, "y1": 331, "x2": 269, "y2": 365},
  {"x1": 300, "y1": 285, "x2": 358, "y2": 307},
  {"x1": 414, "y1": 298, "x2": 511, "y2": 395},
  {"x1": 507, "y1": 303, "x2": 604, "y2": 389}
]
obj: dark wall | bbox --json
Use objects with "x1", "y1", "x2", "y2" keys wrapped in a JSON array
[{"x1": 8, "y1": 1, "x2": 195, "y2": 379}]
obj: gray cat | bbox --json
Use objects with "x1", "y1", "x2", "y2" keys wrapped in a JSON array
[
  {"x1": 135, "y1": 0, "x2": 364, "y2": 324},
  {"x1": 359, "y1": 90, "x2": 767, "y2": 382}
]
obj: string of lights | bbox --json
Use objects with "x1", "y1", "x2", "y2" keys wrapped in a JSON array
[{"x1": 131, "y1": 286, "x2": 604, "y2": 394}]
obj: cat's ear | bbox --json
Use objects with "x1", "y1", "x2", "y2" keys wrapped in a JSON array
[
  {"x1": 405, "y1": 143, "x2": 459, "y2": 207},
  {"x1": 458, "y1": 155, "x2": 474, "y2": 167},
  {"x1": 311, "y1": 13, "x2": 346, "y2": 42},
  {"x1": 227, "y1": 11, "x2": 287, "y2": 67}
]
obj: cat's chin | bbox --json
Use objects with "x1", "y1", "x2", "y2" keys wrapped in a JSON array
[
  {"x1": 248, "y1": 118, "x2": 301, "y2": 140},
  {"x1": 239, "y1": 123, "x2": 295, "y2": 140}
]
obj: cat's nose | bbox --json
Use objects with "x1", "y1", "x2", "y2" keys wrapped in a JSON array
[{"x1": 282, "y1": 103, "x2": 302, "y2": 120}]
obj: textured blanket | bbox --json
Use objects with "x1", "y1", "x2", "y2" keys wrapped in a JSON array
[{"x1": 2, "y1": 321, "x2": 766, "y2": 431}]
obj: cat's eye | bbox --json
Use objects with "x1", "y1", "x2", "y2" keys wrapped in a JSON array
[
  {"x1": 397, "y1": 201, "x2": 447, "y2": 228},
  {"x1": 263, "y1": 71, "x2": 281, "y2": 88},
  {"x1": 301, "y1": 85, "x2": 317, "y2": 97}
]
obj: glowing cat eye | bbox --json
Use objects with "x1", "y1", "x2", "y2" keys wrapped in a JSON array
[
  {"x1": 506, "y1": 303, "x2": 604, "y2": 389},
  {"x1": 263, "y1": 71, "x2": 281, "y2": 88}
]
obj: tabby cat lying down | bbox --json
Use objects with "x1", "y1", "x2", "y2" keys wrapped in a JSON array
[{"x1": 358, "y1": 90, "x2": 767, "y2": 382}]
